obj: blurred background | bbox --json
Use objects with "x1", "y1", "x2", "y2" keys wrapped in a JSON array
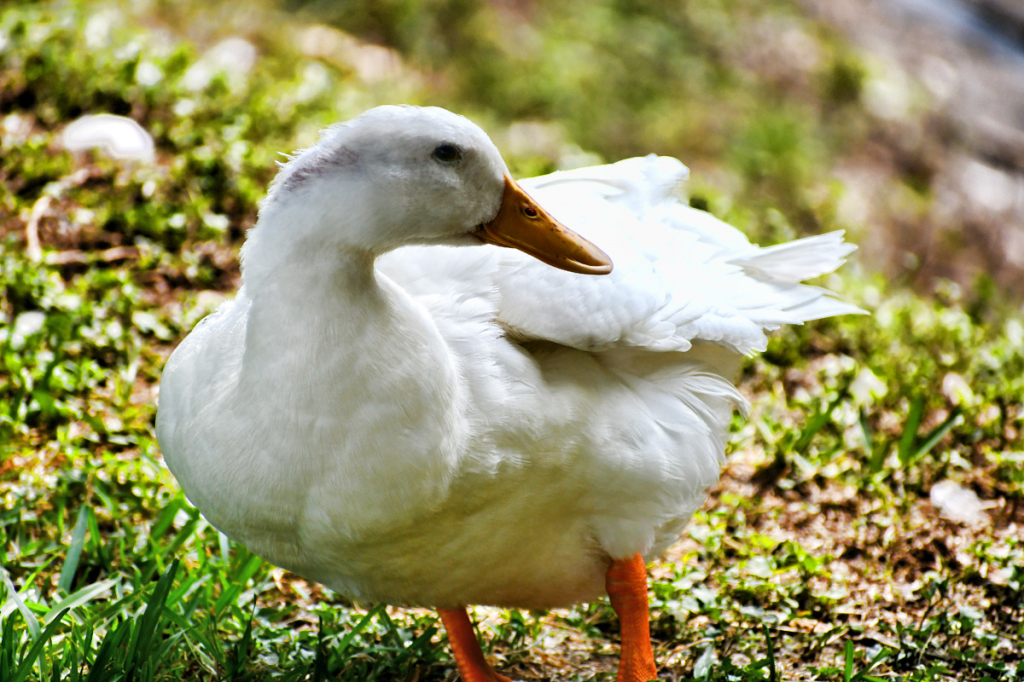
[{"x1": 4, "y1": 0, "x2": 1024, "y2": 304}]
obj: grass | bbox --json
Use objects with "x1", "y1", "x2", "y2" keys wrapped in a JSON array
[{"x1": 1, "y1": 0, "x2": 1022, "y2": 680}]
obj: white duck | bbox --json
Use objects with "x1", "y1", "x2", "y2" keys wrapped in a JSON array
[{"x1": 156, "y1": 105, "x2": 860, "y2": 682}]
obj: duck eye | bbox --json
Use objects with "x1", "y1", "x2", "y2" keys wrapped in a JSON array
[{"x1": 432, "y1": 144, "x2": 462, "y2": 163}]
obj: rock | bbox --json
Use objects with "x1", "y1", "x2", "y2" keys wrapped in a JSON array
[
  {"x1": 930, "y1": 480, "x2": 989, "y2": 525},
  {"x1": 61, "y1": 114, "x2": 154, "y2": 161}
]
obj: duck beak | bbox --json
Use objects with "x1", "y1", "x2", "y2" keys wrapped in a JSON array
[{"x1": 474, "y1": 175, "x2": 613, "y2": 275}]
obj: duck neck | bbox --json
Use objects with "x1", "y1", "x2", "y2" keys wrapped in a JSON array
[
  {"x1": 238, "y1": 220, "x2": 467, "y2": 477},
  {"x1": 244, "y1": 232, "x2": 379, "y2": 313}
]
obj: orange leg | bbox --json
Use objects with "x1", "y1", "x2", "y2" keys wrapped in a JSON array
[
  {"x1": 606, "y1": 554, "x2": 658, "y2": 682},
  {"x1": 438, "y1": 607, "x2": 514, "y2": 682}
]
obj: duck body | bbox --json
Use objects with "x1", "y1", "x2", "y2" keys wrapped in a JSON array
[{"x1": 156, "y1": 106, "x2": 859, "y2": 615}]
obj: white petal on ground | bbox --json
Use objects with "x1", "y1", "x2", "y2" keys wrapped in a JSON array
[
  {"x1": 61, "y1": 114, "x2": 154, "y2": 161},
  {"x1": 930, "y1": 480, "x2": 989, "y2": 525}
]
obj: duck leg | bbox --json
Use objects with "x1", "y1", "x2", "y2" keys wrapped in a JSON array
[
  {"x1": 438, "y1": 607, "x2": 514, "y2": 682},
  {"x1": 606, "y1": 554, "x2": 658, "y2": 682}
]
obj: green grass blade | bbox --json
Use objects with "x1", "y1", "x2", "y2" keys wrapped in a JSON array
[
  {"x1": 313, "y1": 616, "x2": 329, "y2": 682},
  {"x1": 227, "y1": 602, "x2": 257, "y2": 680},
  {"x1": 912, "y1": 407, "x2": 962, "y2": 463},
  {"x1": 73, "y1": 624, "x2": 94, "y2": 682},
  {"x1": 162, "y1": 515, "x2": 200, "y2": 560},
  {"x1": 83, "y1": 509, "x2": 104, "y2": 569},
  {"x1": 1, "y1": 567, "x2": 40, "y2": 640},
  {"x1": 898, "y1": 396, "x2": 925, "y2": 465},
  {"x1": 44, "y1": 579, "x2": 119, "y2": 625},
  {"x1": 2, "y1": 613, "x2": 17, "y2": 682},
  {"x1": 851, "y1": 646, "x2": 892, "y2": 682},
  {"x1": 843, "y1": 640, "x2": 854, "y2": 682},
  {"x1": 126, "y1": 559, "x2": 179, "y2": 678},
  {"x1": 159, "y1": 608, "x2": 227, "y2": 672},
  {"x1": 15, "y1": 555, "x2": 61, "y2": 605},
  {"x1": 148, "y1": 498, "x2": 183, "y2": 542},
  {"x1": 859, "y1": 409, "x2": 886, "y2": 474},
  {"x1": 148, "y1": 631, "x2": 189, "y2": 678},
  {"x1": 140, "y1": 517, "x2": 198, "y2": 583},
  {"x1": 10, "y1": 608, "x2": 68, "y2": 682},
  {"x1": 762, "y1": 623, "x2": 777, "y2": 682},
  {"x1": 86, "y1": 618, "x2": 132, "y2": 682},
  {"x1": 58, "y1": 506, "x2": 90, "y2": 593},
  {"x1": 278, "y1": 668, "x2": 310, "y2": 682},
  {"x1": 179, "y1": 583, "x2": 208, "y2": 622},
  {"x1": 219, "y1": 532, "x2": 231, "y2": 566},
  {"x1": 212, "y1": 554, "x2": 264, "y2": 617},
  {"x1": 858, "y1": 408, "x2": 873, "y2": 451},
  {"x1": 794, "y1": 391, "x2": 846, "y2": 453},
  {"x1": 336, "y1": 605, "x2": 386, "y2": 658}
]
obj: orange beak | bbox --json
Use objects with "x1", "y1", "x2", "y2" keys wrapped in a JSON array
[{"x1": 474, "y1": 175, "x2": 613, "y2": 275}]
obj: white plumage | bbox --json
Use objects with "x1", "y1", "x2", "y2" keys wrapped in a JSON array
[{"x1": 156, "y1": 105, "x2": 859, "y2": 615}]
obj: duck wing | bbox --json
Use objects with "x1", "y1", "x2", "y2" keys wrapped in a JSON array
[
  {"x1": 378, "y1": 156, "x2": 861, "y2": 358},
  {"x1": 494, "y1": 155, "x2": 863, "y2": 356}
]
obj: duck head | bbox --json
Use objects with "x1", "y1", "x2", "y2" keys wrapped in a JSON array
[{"x1": 253, "y1": 105, "x2": 612, "y2": 276}]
